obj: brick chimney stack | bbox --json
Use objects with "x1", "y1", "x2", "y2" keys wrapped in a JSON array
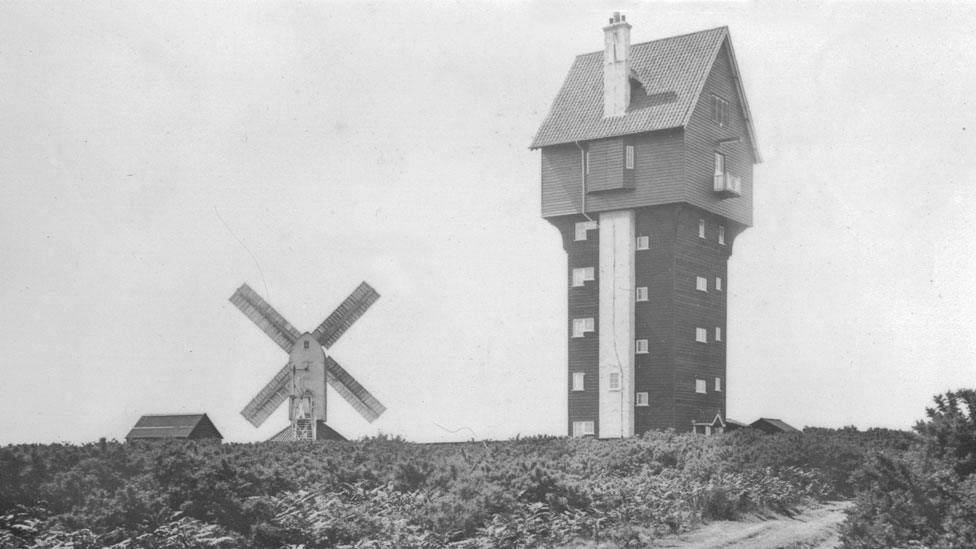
[{"x1": 603, "y1": 12, "x2": 631, "y2": 118}]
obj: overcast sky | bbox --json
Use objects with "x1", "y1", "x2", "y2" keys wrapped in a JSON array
[{"x1": 2, "y1": 1, "x2": 975, "y2": 444}]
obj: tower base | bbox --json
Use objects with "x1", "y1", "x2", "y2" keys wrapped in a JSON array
[{"x1": 268, "y1": 420, "x2": 348, "y2": 442}]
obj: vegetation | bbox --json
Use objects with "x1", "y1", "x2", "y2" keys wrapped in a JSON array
[
  {"x1": 840, "y1": 388, "x2": 976, "y2": 549},
  {"x1": 9, "y1": 386, "x2": 972, "y2": 549},
  {"x1": 1, "y1": 424, "x2": 916, "y2": 549}
]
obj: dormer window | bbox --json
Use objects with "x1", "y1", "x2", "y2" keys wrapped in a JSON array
[{"x1": 711, "y1": 95, "x2": 729, "y2": 127}]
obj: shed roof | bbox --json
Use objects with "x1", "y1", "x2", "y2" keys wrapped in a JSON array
[
  {"x1": 530, "y1": 26, "x2": 760, "y2": 161},
  {"x1": 126, "y1": 413, "x2": 222, "y2": 440},
  {"x1": 750, "y1": 418, "x2": 800, "y2": 433}
]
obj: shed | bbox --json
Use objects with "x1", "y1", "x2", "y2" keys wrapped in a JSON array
[
  {"x1": 749, "y1": 418, "x2": 799, "y2": 434},
  {"x1": 724, "y1": 419, "x2": 749, "y2": 432},
  {"x1": 126, "y1": 413, "x2": 223, "y2": 442}
]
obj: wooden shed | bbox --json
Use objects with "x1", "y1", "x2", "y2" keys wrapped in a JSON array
[
  {"x1": 749, "y1": 418, "x2": 799, "y2": 434},
  {"x1": 126, "y1": 413, "x2": 223, "y2": 442}
]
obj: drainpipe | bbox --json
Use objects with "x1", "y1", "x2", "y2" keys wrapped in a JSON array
[{"x1": 575, "y1": 141, "x2": 595, "y2": 223}]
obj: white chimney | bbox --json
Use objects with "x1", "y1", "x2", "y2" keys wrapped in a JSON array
[{"x1": 603, "y1": 12, "x2": 631, "y2": 118}]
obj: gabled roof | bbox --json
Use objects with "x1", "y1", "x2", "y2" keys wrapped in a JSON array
[
  {"x1": 126, "y1": 413, "x2": 222, "y2": 440},
  {"x1": 530, "y1": 26, "x2": 760, "y2": 161},
  {"x1": 750, "y1": 418, "x2": 800, "y2": 433}
]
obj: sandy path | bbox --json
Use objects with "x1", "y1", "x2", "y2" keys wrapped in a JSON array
[{"x1": 652, "y1": 501, "x2": 851, "y2": 549}]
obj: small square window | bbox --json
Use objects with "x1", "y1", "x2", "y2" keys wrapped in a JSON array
[
  {"x1": 575, "y1": 220, "x2": 597, "y2": 241},
  {"x1": 636, "y1": 287, "x2": 648, "y2": 302},
  {"x1": 636, "y1": 392, "x2": 649, "y2": 407},
  {"x1": 698, "y1": 219, "x2": 706, "y2": 239},
  {"x1": 718, "y1": 225, "x2": 726, "y2": 245},
  {"x1": 572, "y1": 318, "x2": 595, "y2": 338},
  {"x1": 696, "y1": 276, "x2": 708, "y2": 292},
  {"x1": 696, "y1": 327, "x2": 708, "y2": 343},
  {"x1": 635, "y1": 339, "x2": 648, "y2": 354},
  {"x1": 715, "y1": 327, "x2": 722, "y2": 342},
  {"x1": 572, "y1": 372, "x2": 585, "y2": 391},
  {"x1": 716, "y1": 277, "x2": 723, "y2": 291},
  {"x1": 572, "y1": 267, "x2": 595, "y2": 287},
  {"x1": 715, "y1": 377, "x2": 722, "y2": 392},
  {"x1": 572, "y1": 421, "x2": 595, "y2": 437},
  {"x1": 608, "y1": 372, "x2": 621, "y2": 391},
  {"x1": 636, "y1": 236, "x2": 649, "y2": 250},
  {"x1": 695, "y1": 378, "x2": 707, "y2": 394},
  {"x1": 625, "y1": 145, "x2": 635, "y2": 170}
]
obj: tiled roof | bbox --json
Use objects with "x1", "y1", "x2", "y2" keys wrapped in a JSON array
[
  {"x1": 126, "y1": 413, "x2": 218, "y2": 439},
  {"x1": 531, "y1": 26, "x2": 738, "y2": 149}
]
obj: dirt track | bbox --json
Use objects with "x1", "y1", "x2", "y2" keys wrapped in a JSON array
[{"x1": 652, "y1": 501, "x2": 851, "y2": 549}]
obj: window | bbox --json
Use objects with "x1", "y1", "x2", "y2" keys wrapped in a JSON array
[
  {"x1": 608, "y1": 372, "x2": 621, "y2": 391},
  {"x1": 636, "y1": 392, "x2": 649, "y2": 406},
  {"x1": 585, "y1": 150, "x2": 591, "y2": 175},
  {"x1": 698, "y1": 218, "x2": 706, "y2": 239},
  {"x1": 715, "y1": 377, "x2": 722, "y2": 392},
  {"x1": 716, "y1": 277, "x2": 723, "y2": 291},
  {"x1": 572, "y1": 318, "x2": 595, "y2": 338},
  {"x1": 636, "y1": 287, "x2": 648, "y2": 302},
  {"x1": 696, "y1": 327, "x2": 708, "y2": 343},
  {"x1": 695, "y1": 378, "x2": 707, "y2": 394},
  {"x1": 715, "y1": 327, "x2": 722, "y2": 342},
  {"x1": 636, "y1": 236, "x2": 649, "y2": 250},
  {"x1": 625, "y1": 145, "x2": 635, "y2": 170},
  {"x1": 711, "y1": 95, "x2": 729, "y2": 127},
  {"x1": 572, "y1": 372, "x2": 585, "y2": 391},
  {"x1": 636, "y1": 339, "x2": 648, "y2": 354},
  {"x1": 303, "y1": 341, "x2": 310, "y2": 350},
  {"x1": 714, "y1": 152, "x2": 726, "y2": 177},
  {"x1": 575, "y1": 220, "x2": 597, "y2": 241},
  {"x1": 572, "y1": 267, "x2": 595, "y2": 287},
  {"x1": 696, "y1": 276, "x2": 708, "y2": 292},
  {"x1": 718, "y1": 225, "x2": 726, "y2": 245},
  {"x1": 572, "y1": 421, "x2": 595, "y2": 437}
]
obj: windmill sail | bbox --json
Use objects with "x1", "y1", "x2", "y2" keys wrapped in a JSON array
[
  {"x1": 230, "y1": 284, "x2": 302, "y2": 353},
  {"x1": 240, "y1": 362, "x2": 292, "y2": 427},
  {"x1": 325, "y1": 357, "x2": 386, "y2": 422},
  {"x1": 312, "y1": 282, "x2": 380, "y2": 349}
]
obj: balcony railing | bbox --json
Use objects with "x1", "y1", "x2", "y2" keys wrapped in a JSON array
[{"x1": 713, "y1": 172, "x2": 742, "y2": 197}]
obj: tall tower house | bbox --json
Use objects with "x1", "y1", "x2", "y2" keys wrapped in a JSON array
[{"x1": 531, "y1": 14, "x2": 760, "y2": 437}]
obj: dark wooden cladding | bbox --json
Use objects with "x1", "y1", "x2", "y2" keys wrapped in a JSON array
[
  {"x1": 552, "y1": 216, "x2": 601, "y2": 436},
  {"x1": 683, "y1": 42, "x2": 755, "y2": 226},
  {"x1": 586, "y1": 138, "x2": 626, "y2": 193}
]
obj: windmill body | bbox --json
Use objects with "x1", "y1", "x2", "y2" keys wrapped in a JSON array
[{"x1": 231, "y1": 282, "x2": 385, "y2": 441}]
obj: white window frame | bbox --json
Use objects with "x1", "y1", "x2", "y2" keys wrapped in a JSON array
[
  {"x1": 575, "y1": 220, "x2": 597, "y2": 241},
  {"x1": 625, "y1": 145, "x2": 635, "y2": 170},
  {"x1": 636, "y1": 287, "x2": 648, "y2": 302},
  {"x1": 572, "y1": 421, "x2": 595, "y2": 437},
  {"x1": 572, "y1": 267, "x2": 595, "y2": 287},
  {"x1": 608, "y1": 372, "x2": 621, "y2": 391},
  {"x1": 718, "y1": 225, "x2": 726, "y2": 246},
  {"x1": 716, "y1": 277, "x2": 723, "y2": 291},
  {"x1": 696, "y1": 276, "x2": 708, "y2": 292},
  {"x1": 636, "y1": 235, "x2": 650, "y2": 250},
  {"x1": 714, "y1": 152, "x2": 725, "y2": 177},
  {"x1": 695, "y1": 378, "x2": 707, "y2": 394},
  {"x1": 636, "y1": 392, "x2": 649, "y2": 407},
  {"x1": 572, "y1": 372, "x2": 585, "y2": 391},
  {"x1": 635, "y1": 339, "x2": 648, "y2": 354},
  {"x1": 698, "y1": 218, "x2": 706, "y2": 239},
  {"x1": 715, "y1": 377, "x2": 722, "y2": 392},
  {"x1": 572, "y1": 318, "x2": 595, "y2": 338},
  {"x1": 715, "y1": 326, "x2": 722, "y2": 342},
  {"x1": 711, "y1": 95, "x2": 729, "y2": 127},
  {"x1": 696, "y1": 327, "x2": 708, "y2": 343}
]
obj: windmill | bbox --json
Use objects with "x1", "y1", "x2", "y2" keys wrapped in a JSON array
[{"x1": 230, "y1": 282, "x2": 386, "y2": 441}]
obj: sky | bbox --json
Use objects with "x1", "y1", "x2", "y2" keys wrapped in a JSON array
[{"x1": 1, "y1": 1, "x2": 975, "y2": 444}]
